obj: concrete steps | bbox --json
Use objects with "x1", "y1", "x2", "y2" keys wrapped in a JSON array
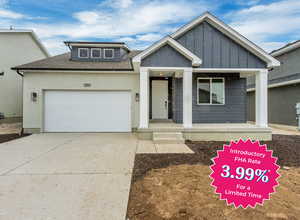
[{"x1": 153, "y1": 132, "x2": 185, "y2": 144}]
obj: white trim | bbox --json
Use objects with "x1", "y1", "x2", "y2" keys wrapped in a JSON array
[
  {"x1": 271, "y1": 41, "x2": 300, "y2": 57},
  {"x1": 139, "y1": 68, "x2": 149, "y2": 128},
  {"x1": 183, "y1": 68, "x2": 193, "y2": 128},
  {"x1": 255, "y1": 69, "x2": 268, "y2": 128},
  {"x1": 19, "y1": 70, "x2": 138, "y2": 74},
  {"x1": 170, "y1": 12, "x2": 280, "y2": 68},
  {"x1": 196, "y1": 77, "x2": 225, "y2": 105},
  {"x1": 91, "y1": 48, "x2": 101, "y2": 58},
  {"x1": 66, "y1": 43, "x2": 130, "y2": 51},
  {"x1": 103, "y1": 48, "x2": 114, "y2": 59},
  {"x1": 247, "y1": 78, "x2": 300, "y2": 91},
  {"x1": 193, "y1": 68, "x2": 262, "y2": 73},
  {"x1": 78, "y1": 48, "x2": 89, "y2": 58},
  {"x1": 0, "y1": 29, "x2": 50, "y2": 57},
  {"x1": 132, "y1": 36, "x2": 202, "y2": 67}
]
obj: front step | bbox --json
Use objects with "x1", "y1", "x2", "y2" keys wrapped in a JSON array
[{"x1": 153, "y1": 132, "x2": 185, "y2": 144}]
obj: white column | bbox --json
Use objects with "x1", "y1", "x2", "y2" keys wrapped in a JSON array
[
  {"x1": 139, "y1": 68, "x2": 149, "y2": 128},
  {"x1": 183, "y1": 68, "x2": 193, "y2": 128},
  {"x1": 255, "y1": 69, "x2": 268, "y2": 127}
]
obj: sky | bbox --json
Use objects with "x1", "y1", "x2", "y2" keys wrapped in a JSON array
[{"x1": 1, "y1": 0, "x2": 299, "y2": 55}]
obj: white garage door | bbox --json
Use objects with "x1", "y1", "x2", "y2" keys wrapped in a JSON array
[{"x1": 44, "y1": 91, "x2": 131, "y2": 132}]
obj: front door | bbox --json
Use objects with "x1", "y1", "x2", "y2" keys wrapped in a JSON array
[{"x1": 152, "y1": 80, "x2": 168, "y2": 119}]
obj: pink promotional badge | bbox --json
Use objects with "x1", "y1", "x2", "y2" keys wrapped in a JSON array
[{"x1": 210, "y1": 139, "x2": 281, "y2": 208}]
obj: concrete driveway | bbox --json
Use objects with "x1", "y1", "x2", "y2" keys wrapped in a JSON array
[{"x1": 0, "y1": 133, "x2": 137, "y2": 220}]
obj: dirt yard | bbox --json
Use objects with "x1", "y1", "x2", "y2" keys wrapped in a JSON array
[
  {"x1": 127, "y1": 135, "x2": 300, "y2": 220},
  {"x1": 0, "y1": 122, "x2": 29, "y2": 143}
]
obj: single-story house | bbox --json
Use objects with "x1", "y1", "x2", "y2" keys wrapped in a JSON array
[
  {"x1": 0, "y1": 29, "x2": 49, "y2": 121},
  {"x1": 247, "y1": 41, "x2": 300, "y2": 126},
  {"x1": 13, "y1": 12, "x2": 280, "y2": 141}
]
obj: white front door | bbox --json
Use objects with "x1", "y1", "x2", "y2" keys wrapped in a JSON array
[
  {"x1": 44, "y1": 90, "x2": 131, "y2": 132},
  {"x1": 152, "y1": 80, "x2": 168, "y2": 119}
]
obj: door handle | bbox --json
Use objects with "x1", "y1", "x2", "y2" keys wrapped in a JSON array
[{"x1": 165, "y1": 101, "x2": 168, "y2": 109}]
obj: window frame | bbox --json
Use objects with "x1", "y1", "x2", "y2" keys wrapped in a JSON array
[
  {"x1": 78, "y1": 48, "x2": 89, "y2": 58},
  {"x1": 91, "y1": 48, "x2": 101, "y2": 58},
  {"x1": 103, "y1": 48, "x2": 114, "y2": 59},
  {"x1": 196, "y1": 77, "x2": 225, "y2": 105}
]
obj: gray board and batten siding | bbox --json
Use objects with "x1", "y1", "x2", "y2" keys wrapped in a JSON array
[
  {"x1": 173, "y1": 73, "x2": 247, "y2": 123},
  {"x1": 141, "y1": 44, "x2": 192, "y2": 67},
  {"x1": 248, "y1": 84, "x2": 300, "y2": 126},
  {"x1": 141, "y1": 21, "x2": 267, "y2": 68}
]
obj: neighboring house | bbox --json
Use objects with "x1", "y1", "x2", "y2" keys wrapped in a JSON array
[
  {"x1": 12, "y1": 12, "x2": 279, "y2": 141},
  {"x1": 0, "y1": 29, "x2": 49, "y2": 121},
  {"x1": 247, "y1": 41, "x2": 300, "y2": 126}
]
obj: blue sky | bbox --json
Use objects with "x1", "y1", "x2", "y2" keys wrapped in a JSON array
[{"x1": 1, "y1": 0, "x2": 299, "y2": 55}]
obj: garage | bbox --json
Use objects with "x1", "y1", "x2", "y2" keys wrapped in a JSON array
[{"x1": 44, "y1": 90, "x2": 131, "y2": 132}]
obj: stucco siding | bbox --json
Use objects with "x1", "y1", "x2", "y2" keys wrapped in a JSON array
[
  {"x1": 141, "y1": 44, "x2": 192, "y2": 67},
  {"x1": 176, "y1": 21, "x2": 267, "y2": 69},
  {"x1": 23, "y1": 72, "x2": 139, "y2": 131},
  {"x1": 247, "y1": 84, "x2": 300, "y2": 126},
  {"x1": 173, "y1": 73, "x2": 247, "y2": 123},
  {"x1": 0, "y1": 33, "x2": 47, "y2": 118}
]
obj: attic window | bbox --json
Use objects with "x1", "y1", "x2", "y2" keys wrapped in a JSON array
[
  {"x1": 104, "y1": 49, "x2": 114, "y2": 59},
  {"x1": 91, "y1": 48, "x2": 101, "y2": 58},
  {"x1": 78, "y1": 48, "x2": 89, "y2": 58}
]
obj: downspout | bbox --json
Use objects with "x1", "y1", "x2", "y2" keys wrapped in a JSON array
[{"x1": 16, "y1": 69, "x2": 24, "y2": 77}]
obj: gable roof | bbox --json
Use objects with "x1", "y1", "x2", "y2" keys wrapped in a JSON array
[
  {"x1": 132, "y1": 36, "x2": 202, "y2": 67},
  {"x1": 12, "y1": 50, "x2": 141, "y2": 71},
  {"x1": 174, "y1": 12, "x2": 280, "y2": 68},
  {"x1": 0, "y1": 29, "x2": 50, "y2": 57},
  {"x1": 270, "y1": 40, "x2": 300, "y2": 57},
  {"x1": 134, "y1": 12, "x2": 279, "y2": 68}
]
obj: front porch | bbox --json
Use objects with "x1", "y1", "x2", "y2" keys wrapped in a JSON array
[
  {"x1": 137, "y1": 67, "x2": 271, "y2": 141},
  {"x1": 137, "y1": 121, "x2": 272, "y2": 141}
]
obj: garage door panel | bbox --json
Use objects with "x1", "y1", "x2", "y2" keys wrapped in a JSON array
[{"x1": 44, "y1": 91, "x2": 131, "y2": 132}]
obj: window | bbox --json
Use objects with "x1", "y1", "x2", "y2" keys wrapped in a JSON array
[
  {"x1": 91, "y1": 48, "x2": 101, "y2": 58},
  {"x1": 104, "y1": 49, "x2": 114, "y2": 59},
  {"x1": 197, "y1": 78, "x2": 225, "y2": 105},
  {"x1": 78, "y1": 48, "x2": 89, "y2": 58}
]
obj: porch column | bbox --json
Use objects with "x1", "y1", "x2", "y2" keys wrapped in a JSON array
[
  {"x1": 139, "y1": 68, "x2": 149, "y2": 128},
  {"x1": 183, "y1": 68, "x2": 193, "y2": 128},
  {"x1": 255, "y1": 69, "x2": 268, "y2": 127}
]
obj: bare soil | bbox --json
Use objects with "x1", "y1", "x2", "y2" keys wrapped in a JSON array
[{"x1": 127, "y1": 135, "x2": 300, "y2": 220}]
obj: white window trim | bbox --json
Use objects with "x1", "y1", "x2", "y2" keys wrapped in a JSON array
[
  {"x1": 91, "y1": 48, "x2": 101, "y2": 58},
  {"x1": 78, "y1": 48, "x2": 89, "y2": 58},
  {"x1": 103, "y1": 48, "x2": 114, "y2": 59},
  {"x1": 197, "y1": 77, "x2": 225, "y2": 105}
]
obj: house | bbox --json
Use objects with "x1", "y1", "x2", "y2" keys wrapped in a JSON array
[
  {"x1": 247, "y1": 41, "x2": 300, "y2": 126},
  {"x1": 12, "y1": 12, "x2": 280, "y2": 141},
  {"x1": 0, "y1": 29, "x2": 49, "y2": 122}
]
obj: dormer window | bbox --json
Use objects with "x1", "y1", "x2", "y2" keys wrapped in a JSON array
[
  {"x1": 91, "y1": 48, "x2": 101, "y2": 58},
  {"x1": 78, "y1": 48, "x2": 89, "y2": 58},
  {"x1": 104, "y1": 49, "x2": 114, "y2": 59}
]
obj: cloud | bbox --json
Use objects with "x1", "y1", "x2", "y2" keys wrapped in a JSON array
[
  {"x1": 137, "y1": 33, "x2": 163, "y2": 42},
  {"x1": 228, "y1": 0, "x2": 300, "y2": 51},
  {"x1": 0, "y1": 0, "x2": 24, "y2": 19},
  {"x1": 19, "y1": 0, "x2": 210, "y2": 54},
  {"x1": 100, "y1": 0, "x2": 133, "y2": 9},
  {"x1": 0, "y1": 9, "x2": 24, "y2": 19}
]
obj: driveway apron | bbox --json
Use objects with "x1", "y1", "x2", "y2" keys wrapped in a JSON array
[{"x1": 0, "y1": 133, "x2": 137, "y2": 220}]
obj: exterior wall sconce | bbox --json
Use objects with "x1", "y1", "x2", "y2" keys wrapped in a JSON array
[
  {"x1": 31, "y1": 92, "x2": 38, "y2": 102},
  {"x1": 135, "y1": 93, "x2": 140, "y2": 102}
]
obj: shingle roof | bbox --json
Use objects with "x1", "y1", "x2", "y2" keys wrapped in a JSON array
[{"x1": 13, "y1": 50, "x2": 142, "y2": 71}]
